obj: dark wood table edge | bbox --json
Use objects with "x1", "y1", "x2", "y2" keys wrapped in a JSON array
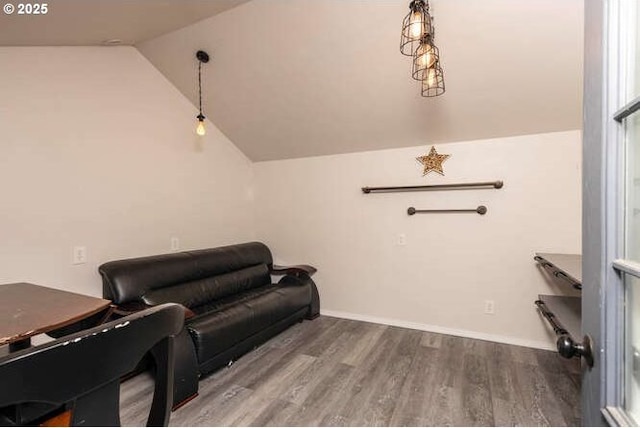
[{"x1": 0, "y1": 283, "x2": 112, "y2": 350}]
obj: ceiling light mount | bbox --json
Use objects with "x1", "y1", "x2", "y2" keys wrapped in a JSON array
[{"x1": 196, "y1": 50, "x2": 210, "y2": 63}]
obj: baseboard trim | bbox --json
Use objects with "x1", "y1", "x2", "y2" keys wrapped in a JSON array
[{"x1": 320, "y1": 309, "x2": 555, "y2": 351}]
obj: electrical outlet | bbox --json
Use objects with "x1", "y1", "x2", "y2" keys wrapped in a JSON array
[
  {"x1": 72, "y1": 246, "x2": 87, "y2": 265},
  {"x1": 170, "y1": 237, "x2": 180, "y2": 252},
  {"x1": 484, "y1": 300, "x2": 495, "y2": 315}
]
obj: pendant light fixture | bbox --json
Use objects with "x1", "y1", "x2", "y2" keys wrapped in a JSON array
[
  {"x1": 411, "y1": 34, "x2": 440, "y2": 80},
  {"x1": 400, "y1": 0, "x2": 432, "y2": 56},
  {"x1": 195, "y1": 50, "x2": 210, "y2": 136},
  {"x1": 399, "y1": 0, "x2": 445, "y2": 97},
  {"x1": 421, "y1": 65, "x2": 445, "y2": 97}
]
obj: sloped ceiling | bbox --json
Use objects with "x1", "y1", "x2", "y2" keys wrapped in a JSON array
[
  {"x1": 138, "y1": 0, "x2": 584, "y2": 161},
  {"x1": 0, "y1": 0, "x2": 251, "y2": 46},
  {"x1": 0, "y1": 0, "x2": 582, "y2": 161}
]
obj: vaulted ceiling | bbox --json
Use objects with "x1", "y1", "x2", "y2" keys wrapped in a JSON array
[
  {"x1": 0, "y1": 0, "x2": 584, "y2": 161},
  {"x1": 138, "y1": 0, "x2": 584, "y2": 161},
  {"x1": 0, "y1": 0, "x2": 250, "y2": 46}
]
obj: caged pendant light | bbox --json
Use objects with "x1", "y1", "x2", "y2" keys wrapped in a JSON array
[
  {"x1": 421, "y1": 64, "x2": 445, "y2": 97},
  {"x1": 399, "y1": 0, "x2": 433, "y2": 56},
  {"x1": 411, "y1": 34, "x2": 440, "y2": 80},
  {"x1": 399, "y1": 0, "x2": 445, "y2": 97}
]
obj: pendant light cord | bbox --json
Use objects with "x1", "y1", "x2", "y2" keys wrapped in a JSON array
[{"x1": 198, "y1": 60, "x2": 203, "y2": 116}]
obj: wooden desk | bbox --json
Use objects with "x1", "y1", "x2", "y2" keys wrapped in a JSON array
[{"x1": 0, "y1": 283, "x2": 111, "y2": 352}]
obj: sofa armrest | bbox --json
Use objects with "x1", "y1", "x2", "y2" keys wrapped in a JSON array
[
  {"x1": 277, "y1": 274, "x2": 320, "y2": 320},
  {"x1": 270, "y1": 264, "x2": 317, "y2": 277},
  {"x1": 114, "y1": 302, "x2": 195, "y2": 320},
  {"x1": 112, "y1": 301, "x2": 152, "y2": 317},
  {"x1": 182, "y1": 306, "x2": 196, "y2": 320}
]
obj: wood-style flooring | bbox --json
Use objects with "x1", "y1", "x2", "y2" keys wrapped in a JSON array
[{"x1": 120, "y1": 316, "x2": 581, "y2": 426}]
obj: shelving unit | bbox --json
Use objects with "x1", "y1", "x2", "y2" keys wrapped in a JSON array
[
  {"x1": 534, "y1": 253, "x2": 593, "y2": 367},
  {"x1": 536, "y1": 294, "x2": 581, "y2": 340},
  {"x1": 534, "y1": 252, "x2": 582, "y2": 289}
]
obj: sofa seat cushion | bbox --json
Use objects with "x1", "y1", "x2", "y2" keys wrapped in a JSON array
[{"x1": 186, "y1": 283, "x2": 311, "y2": 364}]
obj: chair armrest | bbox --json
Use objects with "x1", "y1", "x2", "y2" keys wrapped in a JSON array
[
  {"x1": 270, "y1": 264, "x2": 317, "y2": 277},
  {"x1": 114, "y1": 302, "x2": 195, "y2": 320}
]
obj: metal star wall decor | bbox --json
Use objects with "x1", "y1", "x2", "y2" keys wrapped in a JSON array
[{"x1": 416, "y1": 146, "x2": 450, "y2": 176}]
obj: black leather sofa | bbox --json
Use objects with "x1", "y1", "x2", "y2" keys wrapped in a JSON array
[{"x1": 98, "y1": 242, "x2": 319, "y2": 408}]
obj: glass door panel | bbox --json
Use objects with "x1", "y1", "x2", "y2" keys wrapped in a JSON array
[
  {"x1": 622, "y1": 0, "x2": 640, "y2": 103},
  {"x1": 625, "y1": 113, "x2": 640, "y2": 262},
  {"x1": 625, "y1": 274, "x2": 640, "y2": 424},
  {"x1": 620, "y1": 2, "x2": 640, "y2": 423}
]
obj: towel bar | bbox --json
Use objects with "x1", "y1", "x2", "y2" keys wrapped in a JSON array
[
  {"x1": 407, "y1": 206, "x2": 487, "y2": 215},
  {"x1": 362, "y1": 181, "x2": 503, "y2": 194}
]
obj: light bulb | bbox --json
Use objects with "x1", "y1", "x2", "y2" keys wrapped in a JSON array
[
  {"x1": 425, "y1": 68, "x2": 437, "y2": 87},
  {"x1": 416, "y1": 43, "x2": 435, "y2": 68},
  {"x1": 196, "y1": 119, "x2": 206, "y2": 136},
  {"x1": 409, "y1": 10, "x2": 423, "y2": 39}
]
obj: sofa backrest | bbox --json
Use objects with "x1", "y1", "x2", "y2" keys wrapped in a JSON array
[{"x1": 99, "y1": 242, "x2": 273, "y2": 307}]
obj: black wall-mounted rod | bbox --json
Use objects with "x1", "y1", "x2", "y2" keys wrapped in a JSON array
[
  {"x1": 533, "y1": 255, "x2": 582, "y2": 290},
  {"x1": 362, "y1": 180, "x2": 503, "y2": 194},
  {"x1": 535, "y1": 300, "x2": 594, "y2": 367},
  {"x1": 535, "y1": 299, "x2": 569, "y2": 336},
  {"x1": 407, "y1": 206, "x2": 487, "y2": 215}
]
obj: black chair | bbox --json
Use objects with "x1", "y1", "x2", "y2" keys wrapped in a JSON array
[{"x1": 0, "y1": 303, "x2": 184, "y2": 427}]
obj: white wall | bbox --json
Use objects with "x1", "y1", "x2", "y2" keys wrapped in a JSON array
[
  {"x1": 0, "y1": 46, "x2": 581, "y2": 349},
  {"x1": 0, "y1": 47, "x2": 255, "y2": 297},
  {"x1": 255, "y1": 131, "x2": 582, "y2": 348}
]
